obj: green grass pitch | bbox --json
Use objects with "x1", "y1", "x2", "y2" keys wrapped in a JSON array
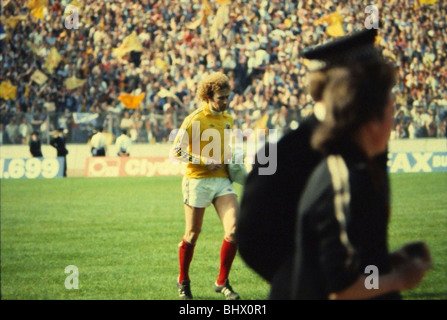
[{"x1": 1, "y1": 173, "x2": 446, "y2": 300}]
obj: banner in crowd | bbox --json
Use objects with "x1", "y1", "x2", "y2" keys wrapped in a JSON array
[
  {"x1": 388, "y1": 152, "x2": 447, "y2": 173},
  {"x1": 84, "y1": 152, "x2": 447, "y2": 177},
  {"x1": 84, "y1": 157, "x2": 186, "y2": 178},
  {"x1": 0, "y1": 157, "x2": 65, "y2": 179},
  {"x1": 73, "y1": 112, "x2": 99, "y2": 124}
]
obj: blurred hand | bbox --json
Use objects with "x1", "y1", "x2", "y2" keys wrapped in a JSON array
[
  {"x1": 391, "y1": 241, "x2": 432, "y2": 269},
  {"x1": 402, "y1": 241, "x2": 432, "y2": 264},
  {"x1": 394, "y1": 257, "x2": 432, "y2": 291}
]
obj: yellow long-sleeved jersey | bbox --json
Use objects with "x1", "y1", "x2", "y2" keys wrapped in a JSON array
[{"x1": 172, "y1": 103, "x2": 233, "y2": 179}]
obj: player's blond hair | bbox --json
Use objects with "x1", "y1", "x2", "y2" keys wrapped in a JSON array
[{"x1": 197, "y1": 72, "x2": 231, "y2": 102}]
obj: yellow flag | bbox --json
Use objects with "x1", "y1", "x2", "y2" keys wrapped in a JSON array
[
  {"x1": 113, "y1": 32, "x2": 143, "y2": 58},
  {"x1": 30, "y1": 6, "x2": 45, "y2": 20},
  {"x1": 210, "y1": 4, "x2": 229, "y2": 39},
  {"x1": 186, "y1": 0, "x2": 214, "y2": 30},
  {"x1": 419, "y1": 0, "x2": 438, "y2": 5},
  {"x1": 65, "y1": 76, "x2": 86, "y2": 90},
  {"x1": 202, "y1": 0, "x2": 213, "y2": 17},
  {"x1": 118, "y1": 92, "x2": 146, "y2": 109},
  {"x1": 253, "y1": 113, "x2": 269, "y2": 138},
  {"x1": 215, "y1": 0, "x2": 230, "y2": 4},
  {"x1": 315, "y1": 11, "x2": 345, "y2": 37},
  {"x1": 124, "y1": 32, "x2": 143, "y2": 52},
  {"x1": 44, "y1": 47, "x2": 63, "y2": 73},
  {"x1": 155, "y1": 58, "x2": 169, "y2": 70},
  {"x1": 314, "y1": 12, "x2": 334, "y2": 25},
  {"x1": 1, "y1": 15, "x2": 27, "y2": 29},
  {"x1": 112, "y1": 47, "x2": 126, "y2": 59},
  {"x1": 314, "y1": 11, "x2": 342, "y2": 25},
  {"x1": 30, "y1": 69, "x2": 49, "y2": 86},
  {"x1": 0, "y1": 80, "x2": 17, "y2": 100},
  {"x1": 327, "y1": 21, "x2": 345, "y2": 37},
  {"x1": 28, "y1": 0, "x2": 48, "y2": 9},
  {"x1": 28, "y1": 0, "x2": 48, "y2": 20},
  {"x1": 253, "y1": 113, "x2": 269, "y2": 130}
]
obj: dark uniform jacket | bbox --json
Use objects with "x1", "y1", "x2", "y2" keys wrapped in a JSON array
[
  {"x1": 50, "y1": 136, "x2": 68, "y2": 157},
  {"x1": 30, "y1": 140, "x2": 43, "y2": 157},
  {"x1": 237, "y1": 114, "x2": 322, "y2": 283},
  {"x1": 50, "y1": 135, "x2": 69, "y2": 176},
  {"x1": 285, "y1": 142, "x2": 401, "y2": 300}
]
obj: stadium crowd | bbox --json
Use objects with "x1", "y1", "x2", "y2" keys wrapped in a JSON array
[{"x1": 1, "y1": 0, "x2": 446, "y2": 146}]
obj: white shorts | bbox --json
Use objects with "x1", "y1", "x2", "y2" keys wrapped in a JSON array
[{"x1": 182, "y1": 177, "x2": 236, "y2": 208}]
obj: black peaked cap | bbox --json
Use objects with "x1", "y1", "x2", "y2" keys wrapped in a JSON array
[{"x1": 302, "y1": 28, "x2": 381, "y2": 70}]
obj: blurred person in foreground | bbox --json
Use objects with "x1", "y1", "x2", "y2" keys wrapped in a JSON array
[
  {"x1": 286, "y1": 36, "x2": 432, "y2": 300},
  {"x1": 170, "y1": 72, "x2": 240, "y2": 300},
  {"x1": 238, "y1": 30, "x2": 383, "y2": 296}
]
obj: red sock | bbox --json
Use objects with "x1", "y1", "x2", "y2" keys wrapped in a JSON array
[
  {"x1": 216, "y1": 238, "x2": 238, "y2": 286},
  {"x1": 178, "y1": 238, "x2": 195, "y2": 283}
]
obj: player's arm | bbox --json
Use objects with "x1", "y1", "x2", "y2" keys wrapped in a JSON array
[
  {"x1": 310, "y1": 164, "x2": 432, "y2": 300},
  {"x1": 329, "y1": 256, "x2": 431, "y2": 300},
  {"x1": 313, "y1": 196, "x2": 430, "y2": 300},
  {"x1": 331, "y1": 242, "x2": 432, "y2": 300},
  {"x1": 170, "y1": 120, "x2": 210, "y2": 165}
]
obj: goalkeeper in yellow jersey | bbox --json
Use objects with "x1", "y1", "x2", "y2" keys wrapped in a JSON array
[{"x1": 170, "y1": 72, "x2": 240, "y2": 300}]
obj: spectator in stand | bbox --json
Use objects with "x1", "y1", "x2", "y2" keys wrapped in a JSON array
[
  {"x1": 50, "y1": 128, "x2": 69, "y2": 177},
  {"x1": 5, "y1": 118, "x2": 19, "y2": 144},
  {"x1": 0, "y1": 0, "x2": 446, "y2": 143},
  {"x1": 18, "y1": 117, "x2": 32, "y2": 144},
  {"x1": 120, "y1": 110, "x2": 134, "y2": 133},
  {"x1": 90, "y1": 126, "x2": 107, "y2": 156},
  {"x1": 115, "y1": 129, "x2": 132, "y2": 156},
  {"x1": 29, "y1": 131, "x2": 43, "y2": 157}
]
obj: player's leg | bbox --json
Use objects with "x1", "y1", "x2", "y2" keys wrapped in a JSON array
[
  {"x1": 179, "y1": 204, "x2": 205, "y2": 283},
  {"x1": 179, "y1": 177, "x2": 209, "y2": 282},
  {"x1": 177, "y1": 204, "x2": 205, "y2": 300},
  {"x1": 214, "y1": 193, "x2": 238, "y2": 241},
  {"x1": 213, "y1": 193, "x2": 240, "y2": 299},
  {"x1": 178, "y1": 177, "x2": 210, "y2": 299}
]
